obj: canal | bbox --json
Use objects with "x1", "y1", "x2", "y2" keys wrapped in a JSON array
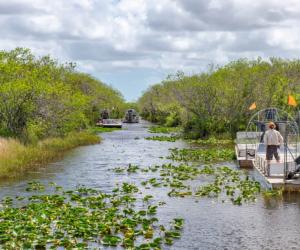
[{"x1": 0, "y1": 120, "x2": 300, "y2": 250}]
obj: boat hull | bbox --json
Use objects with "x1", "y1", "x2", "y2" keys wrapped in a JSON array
[
  {"x1": 96, "y1": 119, "x2": 122, "y2": 128},
  {"x1": 97, "y1": 123, "x2": 122, "y2": 128}
]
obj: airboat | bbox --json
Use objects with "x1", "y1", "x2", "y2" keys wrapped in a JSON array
[
  {"x1": 96, "y1": 109, "x2": 122, "y2": 128},
  {"x1": 123, "y1": 109, "x2": 139, "y2": 123},
  {"x1": 235, "y1": 108, "x2": 300, "y2": 190}
]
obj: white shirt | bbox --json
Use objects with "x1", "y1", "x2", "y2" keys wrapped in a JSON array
[{"x1": 264, "y1": 129, "x2": 283, "y2": 146}]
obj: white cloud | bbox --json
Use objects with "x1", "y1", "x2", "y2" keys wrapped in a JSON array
[{"x1": 1, "y1": 0, "x2": 300, "y2": 99}]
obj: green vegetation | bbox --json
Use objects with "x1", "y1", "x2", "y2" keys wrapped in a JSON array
[
  {"x1": 146, "y1": 126, "x2": 182, "y2": 142},
  {"x1": 140, "y1": 126, "x2": 249, "y2": 204},
  {"x1": 145, "y1": 136, "x2": 179, "y2": 142},
  {"x1": 187, "y1": 137, "x2": 233, "y2": 147},
  {"x1": 148, "y1": 126, "x2": 181, "y2": 134},
  {"x1": 113, "y1": 164, "x2": 140, "y2": 174},
  {"x1": 0, "y1": 182, "x2": 183, "y2": 249},
  {"x1": 167, "y1": 148, "x2": 235, "y2": 163},
  {"x1": 0, "y1": 132, "x2": 100, "y2": 178},
  {"x1": 138, "y1": 59, "x2": 300, "y2": 138},
  {"x1": 262, "y1": 188, "x2": 283, "y2": 199},
  {"x1": 0, "y1": 48, "x2": 126, "y2": 142},
  {"x1": 194, "y1": 166, "x2": 260, "y2": 205},
  {"x1": 89, "y1": 126, "x2": 122, "y2": 134},
  {"x1": 0, "y1": 48, "x2": 128, "y2": 176},
  {"x1": 114, "y1": 163, "x2": 261, "y2": 205}
]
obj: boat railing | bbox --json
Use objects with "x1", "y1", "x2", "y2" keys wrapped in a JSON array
[
  {"x1": 254, "y1": 142, "x2": 299, "y2": 178},
  {"x1": 236, "y1": 132, "x2": 262, "y2": 160}
]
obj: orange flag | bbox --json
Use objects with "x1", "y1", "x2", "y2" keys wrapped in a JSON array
[
  {"x1": 288, "y1": 95, "x2": 297, "y2": 107},
  {"x1": 249, "y1": 102, "x2": 257, "y2": 110}
]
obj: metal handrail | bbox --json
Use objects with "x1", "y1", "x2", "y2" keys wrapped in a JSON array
[{"x1": 285, "y1": 145, "x2": 295, "y2": 162}]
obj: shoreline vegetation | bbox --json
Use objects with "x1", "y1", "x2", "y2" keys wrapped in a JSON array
[
  {"x1": 0, "y1": 48, "x2": 127, "y2": 178},
  {"x1": 138, "y1": 58, "x2": 300, "y2": 139},
  {"x1": 0, "y1": 131, "x2": 100, "y2": 179},
  {"x1": 0, "y1": 127, "x2": 122, "y2": 179}
]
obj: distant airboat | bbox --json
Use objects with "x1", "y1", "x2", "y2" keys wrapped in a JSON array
[
  {"x1": 96, "y1": 109, "x2": 122, "y2": 128},
  {"x1": 123, "y1": 109, "x2": 139, "y2": 123},
  {"x1": 96, "y1": 108, "x2": 140, "y2": 128}
]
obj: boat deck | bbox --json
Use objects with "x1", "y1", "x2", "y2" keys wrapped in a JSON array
[
  {"x1": 236, "y1": 143, "x2": 300, "y2": 190},
  {"x1": 254, "y1": 152, "x2": 300, "y2": 190}
]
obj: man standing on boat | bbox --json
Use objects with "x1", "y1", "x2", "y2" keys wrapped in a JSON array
[{"x1": 264, "y1": 122, "x2": 284, "y2": 176}]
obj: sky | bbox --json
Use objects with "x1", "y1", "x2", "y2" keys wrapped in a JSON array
[{"x1": 1, "y1": 0, "x2": 300, "y2": 101}]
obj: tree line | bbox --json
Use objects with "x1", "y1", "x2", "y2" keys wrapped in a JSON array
[
  {"x1": 138, "y1": 58, "x2": 300, "y2": 138},
  {"x1": 0, "y1": 48, "x2": 126, "y2": 142}
]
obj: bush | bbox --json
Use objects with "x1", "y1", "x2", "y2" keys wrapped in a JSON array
[
  {"x1": 138, "y1": 58, "x2": 300, "y2": 138},
  {"x1": 0, "y1": 48, "x2": 126, "y2": 142}
]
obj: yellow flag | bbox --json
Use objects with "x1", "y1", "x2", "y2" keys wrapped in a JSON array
[
  {"x1": 288, "y1": 95, "x2": 297, "y2": 107},
  {"x1": 249, "y1": 102, "x2": 257, "y2": 110}
]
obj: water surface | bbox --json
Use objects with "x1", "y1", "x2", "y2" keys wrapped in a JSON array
[{"x1": 0, "y1": 121, "x2": 299, "y2": 250}]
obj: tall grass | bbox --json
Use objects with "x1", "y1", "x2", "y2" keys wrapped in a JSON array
[{"x1": 0, "y1": 131, "x2": 101, "y2": 178}]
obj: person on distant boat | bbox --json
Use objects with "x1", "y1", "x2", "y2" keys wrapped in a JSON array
[
  {"x1": 264, "y1": 122, "x2": 284, "y2": 176},
  {"x1": 101, "y1": 109, "x2": 109, "y2": 120}
]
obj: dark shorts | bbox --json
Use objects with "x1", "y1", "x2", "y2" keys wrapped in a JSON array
[{"x1": 266, "y1": 145, "x2": 280, "y2": 161}]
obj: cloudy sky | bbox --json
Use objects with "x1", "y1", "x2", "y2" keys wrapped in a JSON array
[{"x1": 1, "y1": 0, "x2": 300, "y2": 100}]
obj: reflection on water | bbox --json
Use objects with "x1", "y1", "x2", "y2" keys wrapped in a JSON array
[{"x1": 0, "y1": 120, "x2": 300, "y2": 249}]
